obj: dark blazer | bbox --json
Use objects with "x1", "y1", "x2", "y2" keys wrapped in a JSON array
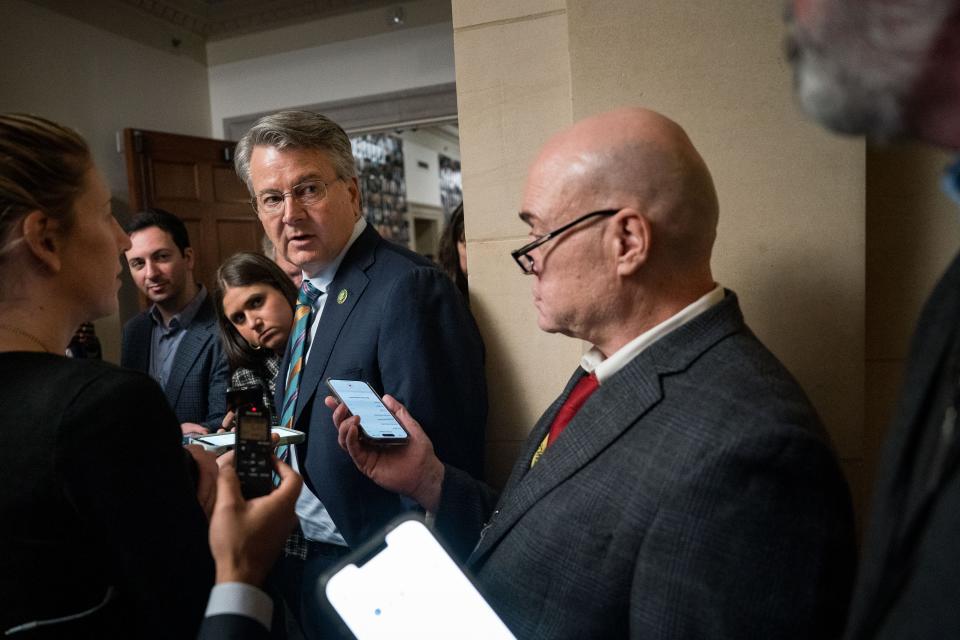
[
  {"x1": 435, "y1": 292, "x2": 856, "y2": 639},
  {"x1": 278, "y1": 224, "x2": 487, "y2": 548},
  {"x1": 121, "y1": 292, "x2": 229, "y2": 430},
  {"x1": 0, "y1": 354, "x2": 213, "y2": 638},
  {"x1": 845, "y1": 252, "x2": 960, "y2": 639}
]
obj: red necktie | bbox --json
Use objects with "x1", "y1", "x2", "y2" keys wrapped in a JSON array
[{"x1": 547, "y1": 372, "x2": 599, "y2": 446}]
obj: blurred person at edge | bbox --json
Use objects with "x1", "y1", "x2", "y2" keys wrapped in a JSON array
[
  {"x1": 786, "y1": 1, "x2": 960, "y2": 638},
  {"x1": 437, "y1": 203, "x2": 469, "y2": 301},
  {"x1": 0, "y1": 113, "x2": 217, "y2": 638}
]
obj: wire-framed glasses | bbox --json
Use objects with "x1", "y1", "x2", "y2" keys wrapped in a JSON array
[
  {"x1": 510, "y1": 209, "x2": 618, "y2": 274},
  {"x1": 249, "y1": 179, "x2": 334, "y2": 216}
]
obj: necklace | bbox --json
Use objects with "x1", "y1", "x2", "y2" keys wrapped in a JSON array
[{"x1": 0, "y1": 323, "x2": 52, "y2": 353}]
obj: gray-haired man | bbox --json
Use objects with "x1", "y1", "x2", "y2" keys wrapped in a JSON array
[{"x1": 233, "y1": 111, "x2": 488, "y2": 638}]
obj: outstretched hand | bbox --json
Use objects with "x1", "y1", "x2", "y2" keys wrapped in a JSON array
[
  {"x1": 208, "y1": 456, "x2": 302, "y2": 587},
  {"x1": 325, "y1": 394, "x2": 445, "y2": 512}
]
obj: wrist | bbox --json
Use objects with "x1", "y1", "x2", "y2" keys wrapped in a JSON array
[
  {"x1": 413, "y1": 455, "x2": 445, "y2": 512},
  {"x1": 214, "y1": 558, "x2": 265, "y2": 587}
]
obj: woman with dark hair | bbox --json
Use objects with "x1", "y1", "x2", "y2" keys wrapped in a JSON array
[
  {"x1": 214, "y1": 251, "x2": 297, "y2": 425},
  {"x1": 437, "y1": 203, "x2": 469, "y2": 300},
  {"x1": 0, "y1": 114, "x2": 217, "y2": 637}
]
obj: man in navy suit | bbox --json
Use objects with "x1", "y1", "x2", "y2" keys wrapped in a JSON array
[
  {"x1": 121, "y1": 208, "x2": 229, "y2": 433},
  {"x1": 232, "y1": 110, "x2": 487, "y2": 639},
  {"x1": 787, "y1": 1, "x2": 960, "y2": 637}
]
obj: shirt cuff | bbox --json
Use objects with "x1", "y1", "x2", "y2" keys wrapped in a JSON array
[{"x1": 204, "y1": 582, "x2": 273, "y2": 631}]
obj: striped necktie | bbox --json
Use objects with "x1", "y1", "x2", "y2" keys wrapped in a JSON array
[{"x1": 279, "y1": 280, "x2": 322, "y2": 429}]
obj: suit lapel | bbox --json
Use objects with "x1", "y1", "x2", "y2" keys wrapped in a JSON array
[
  {"x1": 470, "y1": 291, "x2": 745, "y2": 565},
  {"x1": 470, "y1": 364, "x2": 663, "y2": 563},
  {"x1": 853, "y1": 253, "x2": 960, "y2": 631},
  {"x1": 875, "y1": 256, "x2": 960, "y2": 548},
  {"x1": 164, "y1": 297, "x2": 215, "y2": 408},
  {"x1": 294, "y1": 228, "x2": 376, "y2": 420},
  {"x1": 165, "y1": 322, "x2": 213, "y2": 408}
]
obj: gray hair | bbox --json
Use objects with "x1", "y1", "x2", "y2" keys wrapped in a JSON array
[
  {"x1": 234, "y1": 110, "x2": 357, "y2": 192},
  {"x1": 788, "y1": 0, "x2": 957, "y2": 139}
]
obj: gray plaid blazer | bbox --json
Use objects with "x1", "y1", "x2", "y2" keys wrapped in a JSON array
[{"x1": 436, "y1": 291, "x2": 856, "y2": 639}]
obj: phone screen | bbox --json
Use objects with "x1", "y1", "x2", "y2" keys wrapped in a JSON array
[
  {"x1": 325, "y1": 519, "x2": 515, "y2": 639},
  {"x1": 326, "y1": 379, "x2": 408, "y2": 443}
]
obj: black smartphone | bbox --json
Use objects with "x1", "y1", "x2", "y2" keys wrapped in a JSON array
[
  {"x1": 229, "y1": 386, "x2": 273, "y2": 499},
  {"x1": 325, "y1": 379, "x2": 409, "y2": 445}
]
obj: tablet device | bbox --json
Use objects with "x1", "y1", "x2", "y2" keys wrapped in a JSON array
[
  {"x1": 190, "y1": 427, "x2": 305, "y2": 455},
  {"x1": 321, "y1": 515, "x2": 515, "y2": 639}
]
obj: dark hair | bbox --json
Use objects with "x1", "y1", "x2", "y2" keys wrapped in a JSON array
[
  {"x1": 0, "y1": 114, "x2": 91, "y2": 267},
  {"x1": 437, "y1": 203, "x2": 468, "y2": 299},
  {"x1": 125, "y1": 208, "x2": 190, "y2": 254},
  {"x1": 214, "y1": 251, "x2": 298, "y2": 371}
]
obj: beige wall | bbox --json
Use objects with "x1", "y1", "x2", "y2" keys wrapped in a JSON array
[
  {"x1": 1, "y1": 0, "x2": 213, "y2": 363},
  {"x1": 452, "y1": 0, "x2": 876, "y2": 521}
]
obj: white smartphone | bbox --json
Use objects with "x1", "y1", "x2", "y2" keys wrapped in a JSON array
[
  {"x1": 189, "y1": 427, "x2": 305, "y2": 455},
  {"x1": 325, "y1": 378, "x2": 409, "y2": 445},
  {"x1": 322, "y1": 516, "x2": 515, "y2": 640}
]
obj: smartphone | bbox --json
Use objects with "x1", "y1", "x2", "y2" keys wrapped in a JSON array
[
  {"x1": 229, "y1": 386, "x2": 273, "y2": 499},
  {"x1": 325, "y1": 379, "x2": 409, "y2": 445},
  {"x1": 322, "y1": 515, "x2": 515, "y2": 639}
]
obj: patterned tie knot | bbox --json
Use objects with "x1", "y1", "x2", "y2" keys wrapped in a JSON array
[{"x1": 298, "y1": 280, "x2": 322, "y2": 307}]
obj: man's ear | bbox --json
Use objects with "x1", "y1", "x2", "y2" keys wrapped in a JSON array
[
  {"x1": 20, "y1": 210, "x2": 63, "y2": 273},
  {"x1": 612, "y1": 208, "x2": 650, "y2": 276},
  {"x1": 346, "y1": 176, "x2": 362, "y2": 216},
  {"x1": 183, "y1": 246, "x2": 196, "y2": 270}
]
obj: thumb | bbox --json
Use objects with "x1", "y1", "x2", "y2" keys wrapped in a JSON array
[{"x1": 215, "y1": 462, "x2": 244, "y2": 509}]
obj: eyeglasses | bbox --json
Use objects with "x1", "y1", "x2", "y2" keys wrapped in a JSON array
[
  {"x1": 249, "y1": 179, "x2": 336, "y2": 216},
  {"x1": 511, "y1": 209, "x2": 618, "y2": 274}
]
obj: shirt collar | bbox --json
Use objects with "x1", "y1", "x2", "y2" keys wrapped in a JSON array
[
  {"x1": 580, "y1": 284, "x2": 725, "y2": 384},
  {"x1": 149, "y1": 285, "x2": 208, "y2": 331},
  {"x1": 303, "y1": 217, "x2": 367, "y2": 295}
]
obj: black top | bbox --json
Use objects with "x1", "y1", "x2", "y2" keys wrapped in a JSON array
[{"x1": 0, "y1": 353, "x2": 213, "y2": 638}]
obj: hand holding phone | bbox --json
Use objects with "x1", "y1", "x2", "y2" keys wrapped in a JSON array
[
  {"x1": 326, "y1": 379, "x2": 409, "y2": 445},
  {"x1": 325, "y1": 392, "x2": 445, "y2": 512}
]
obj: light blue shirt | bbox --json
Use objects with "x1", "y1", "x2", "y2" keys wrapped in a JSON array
[
  {"x1": 204, "y1": 582, "x2": 272, "y2": 630},
  {"x1": 292, "y1": 217, "x2": 367, "y2": 546},
  {"x1": 148, "y1": 286, "x2": 208, "y2": 388}
]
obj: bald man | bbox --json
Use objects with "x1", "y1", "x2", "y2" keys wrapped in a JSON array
[{"x1": 323, "y1": 107, "x2": 856, "y2": 639}]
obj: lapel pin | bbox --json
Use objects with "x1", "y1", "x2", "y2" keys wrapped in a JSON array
[{"x1": 337, "y1": 288, "x2": 349, "y2": 304}]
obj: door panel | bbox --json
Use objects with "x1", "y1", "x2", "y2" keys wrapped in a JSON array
[{"x1": 124, "y1": 128, "x2": 262, "y2": 299}]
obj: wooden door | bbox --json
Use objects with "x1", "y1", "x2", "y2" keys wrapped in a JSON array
[{"x1": 123, "y1": 129, "x2": 261, "y2": 295}]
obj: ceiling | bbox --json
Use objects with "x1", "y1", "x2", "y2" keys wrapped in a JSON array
[
  {"x1": 39, "y1": 0, "x2": 407, "y2": 39},
  {"x1": 23, "y1": 0, "x2": 447, "y2": 65},
  {"x1": 124, "y1": 0, "x2": 406, "y2": 38}
]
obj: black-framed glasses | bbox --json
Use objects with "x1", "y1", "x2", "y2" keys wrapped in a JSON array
[
  {"x1": 249, "y1": 179, "x2": 335, "y2": 216},
  {"x1": 511, "y1": 209, "x2": 618, "y2": 274}
]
